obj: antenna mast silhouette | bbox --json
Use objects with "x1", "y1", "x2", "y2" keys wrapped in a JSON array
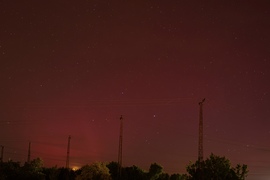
[
  {"x1": 118, "y1": 115, "x2": 123, "y2": 179},
  {"x1": 66, "y1": 135, "x2": 71, "y2": 168},
  {"x1": 27, "y1": 142, "x2": 31, "y2": 163},
  {"x1": 0, "y1": 145, "x2": 4, "y2": 162},
  {"x1": 198, "y1": 98, "x2": 205, "y2": 167}
]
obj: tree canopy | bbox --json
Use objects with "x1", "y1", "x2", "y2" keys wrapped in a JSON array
[
  {"x1": 75, "y1": 162, "x2": 111, "y2": 180},
  {"x1": 186, "y1": 153, "x2": 248, "y2": 180},
  {"x1": 0, "y1": 154, "x2": 248, "y2": 180}
]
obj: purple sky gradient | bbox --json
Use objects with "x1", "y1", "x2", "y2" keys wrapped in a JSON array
[{"x1": 1, "y1": 1, "x2": 270, "y2": 179}]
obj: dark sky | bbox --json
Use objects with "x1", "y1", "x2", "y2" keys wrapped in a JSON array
[{"x1": 1, "y1": 1, "x2": 270, "y2": 179}]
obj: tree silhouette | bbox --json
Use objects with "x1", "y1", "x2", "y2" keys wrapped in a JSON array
[
  {"x1": 148, "y1": 163, "x2": 163, "y2": 180},
  {"x1": 186, "y1": 153, "x2": 248, "y2": 180},
  {"x1": 122, "y1": 165, "x2": 146, "y2": 180},
  {"x1": 76, "y1": 162, "x2": 111, "y2": 180},
  {"x1": 107, "y1": 161, "x2": 119, "y2": 180}
]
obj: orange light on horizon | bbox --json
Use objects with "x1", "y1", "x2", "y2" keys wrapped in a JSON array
[{"x1": 72, "y1": 166, "x2": 80, "y2": 171}]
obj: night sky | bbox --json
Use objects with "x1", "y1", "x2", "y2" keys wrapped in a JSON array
[{"x1": 1, "y1": 1, "x2": 270, "y2": 179}]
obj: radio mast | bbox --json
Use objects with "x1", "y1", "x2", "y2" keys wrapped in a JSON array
[
  {"x1": 118, "y1": 115, "x2": 123, "y2": 179},
  {"x1": 198, "y1": 98, "x2": 205, "y2": 168},
  {"x1": 66, "y1": 135, "x2": 71, "y2": 168},
  {"x1": 27, "y1": 142, "x2": 31, "y2": 163}
]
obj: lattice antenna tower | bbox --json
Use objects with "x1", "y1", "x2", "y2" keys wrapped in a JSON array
[
  {"x1": 27, "y1": 142, "x2": 31, "y2": 163},
  {"x1": 117, "y1": 115, "x2": 123, "y2": 179},
  {"x1": 66, "y1": 135, "x2": 71, "y2": 168},
  {"x1": 198, "y1": 98, "x2": 205, "y2": 167}
]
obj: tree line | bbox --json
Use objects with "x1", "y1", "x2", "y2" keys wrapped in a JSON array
[{"x1": 0, "y1": 153, "x2": 248, "y2": 180}]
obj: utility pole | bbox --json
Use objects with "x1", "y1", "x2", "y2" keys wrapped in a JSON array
[
  {"x1": 27, "y1": 142, "x2": 31, "y2": 163},
  {"x1": 66, "y1": 135, "x2": 71, "y2": 169},
  {"x1": 117, "y1": 115, "x2": 123, "y2": 180},
  {"x1": 0, "y1": 145, "x2": 4, "y2": 162},
  {"x1": 198, "y1": 98, "x2": 205, "y2": 168}
]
